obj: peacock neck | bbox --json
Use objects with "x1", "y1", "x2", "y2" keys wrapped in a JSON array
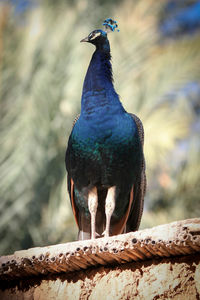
[
  {"x1": 81, "y1": 48, "x2": 124, "y2": 117},
  {"x1": 82, "y1": 48, "x2": 114, "y2": 93}
]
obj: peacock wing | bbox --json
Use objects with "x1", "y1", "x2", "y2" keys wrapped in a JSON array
[
  {"x1": 125, "y1": 113, "x2": 146, "y2": 232},
  {"x1": 67, "y1": 114, "x2": 92, "y2": 240},
  {"x1": 67, "y1": 176, "x2": 91, "y2": 240}
]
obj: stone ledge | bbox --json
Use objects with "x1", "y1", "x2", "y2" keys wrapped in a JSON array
[
  {"x1": 1, "y1": 254, "x2": 200, "y2": 299},
  {"x1": 0, "y1": 218, "x2": 200, "y2": 283}
]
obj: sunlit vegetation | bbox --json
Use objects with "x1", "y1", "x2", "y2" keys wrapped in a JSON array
[{"x1": 0, "y1": 0, "x2": 200, "y2": 254}]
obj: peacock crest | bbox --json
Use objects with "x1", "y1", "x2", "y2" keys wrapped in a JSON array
[{"x1": 103, "y1": 18, "x2": 120, "y2": 33}]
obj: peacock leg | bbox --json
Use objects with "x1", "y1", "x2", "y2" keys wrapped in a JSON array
[
  {"x1": 88, "y1": 187, "x2": 98, "y2": 239},
  {"x1": 102, "y1": 186, "x2": 116, "y2": 237}
]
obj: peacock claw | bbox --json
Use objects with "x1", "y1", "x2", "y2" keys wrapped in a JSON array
[{"x1": 102, "y1": 230, "x2": 109, "y2": 238}]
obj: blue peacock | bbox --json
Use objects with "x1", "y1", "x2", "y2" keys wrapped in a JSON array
[{"x1": 65, "y1": 19, "x2": 146, "y2": 240}]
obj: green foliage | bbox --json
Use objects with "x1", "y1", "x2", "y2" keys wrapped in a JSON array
[{"x1": 0, "y1": 0, "x2": 200, "y2": 254}]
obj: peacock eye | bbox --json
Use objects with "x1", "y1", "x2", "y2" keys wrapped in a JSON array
[
  {"x1": 89, "y1": 32, "x2": 101, "y2": 41},
  {"x1": 89, "y1": 33, "x2": 94, "y2": 39}
]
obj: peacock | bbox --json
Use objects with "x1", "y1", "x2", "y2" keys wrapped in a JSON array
[{"x1": 65, "y1": 19, "x2": 146, "y2": 240}]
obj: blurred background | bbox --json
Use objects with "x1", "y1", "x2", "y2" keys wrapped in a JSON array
[{"x1": 0, "y1": 0, "x2": 200, "y2": 255}]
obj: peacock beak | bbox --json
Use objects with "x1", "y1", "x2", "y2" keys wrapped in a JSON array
[{"x1": 80, "y1": 36, "x2": 89, "y2": 43}]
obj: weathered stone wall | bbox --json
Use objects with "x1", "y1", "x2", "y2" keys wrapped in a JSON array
[
  {"x1": 0, "y1": 219, "x2": 200, "y2": 299},
  {"x1": 1, "y1": 254, "x2": 200, "y2": 299}
]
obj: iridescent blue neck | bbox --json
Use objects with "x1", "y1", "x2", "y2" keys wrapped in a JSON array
[
  {"x1": 81, "y1": 46, "x2": 124, "y2": 117},
  {"x1": 82, "y1": 48, "x2": 113, "y2": 93}
]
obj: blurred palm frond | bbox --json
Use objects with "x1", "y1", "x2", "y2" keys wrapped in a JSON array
[{"x1": 0, "y1": 0, "x2": 200, "y2": 254}]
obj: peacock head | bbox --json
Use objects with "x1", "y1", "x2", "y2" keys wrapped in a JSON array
[
  {"x1": 80, "y1": 18, "x2": 119, "y2": 51},
  {"x1": 80, "y1": 29, "x2": 107, "y2": 46}
]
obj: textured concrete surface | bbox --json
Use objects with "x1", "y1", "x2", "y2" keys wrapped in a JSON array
[
  {"x1": 0, "y1": 254, "x2": 200, "y2": 299},
  {"x1": 0, "y1": 218, "x2": 200, "y2": 299}
]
